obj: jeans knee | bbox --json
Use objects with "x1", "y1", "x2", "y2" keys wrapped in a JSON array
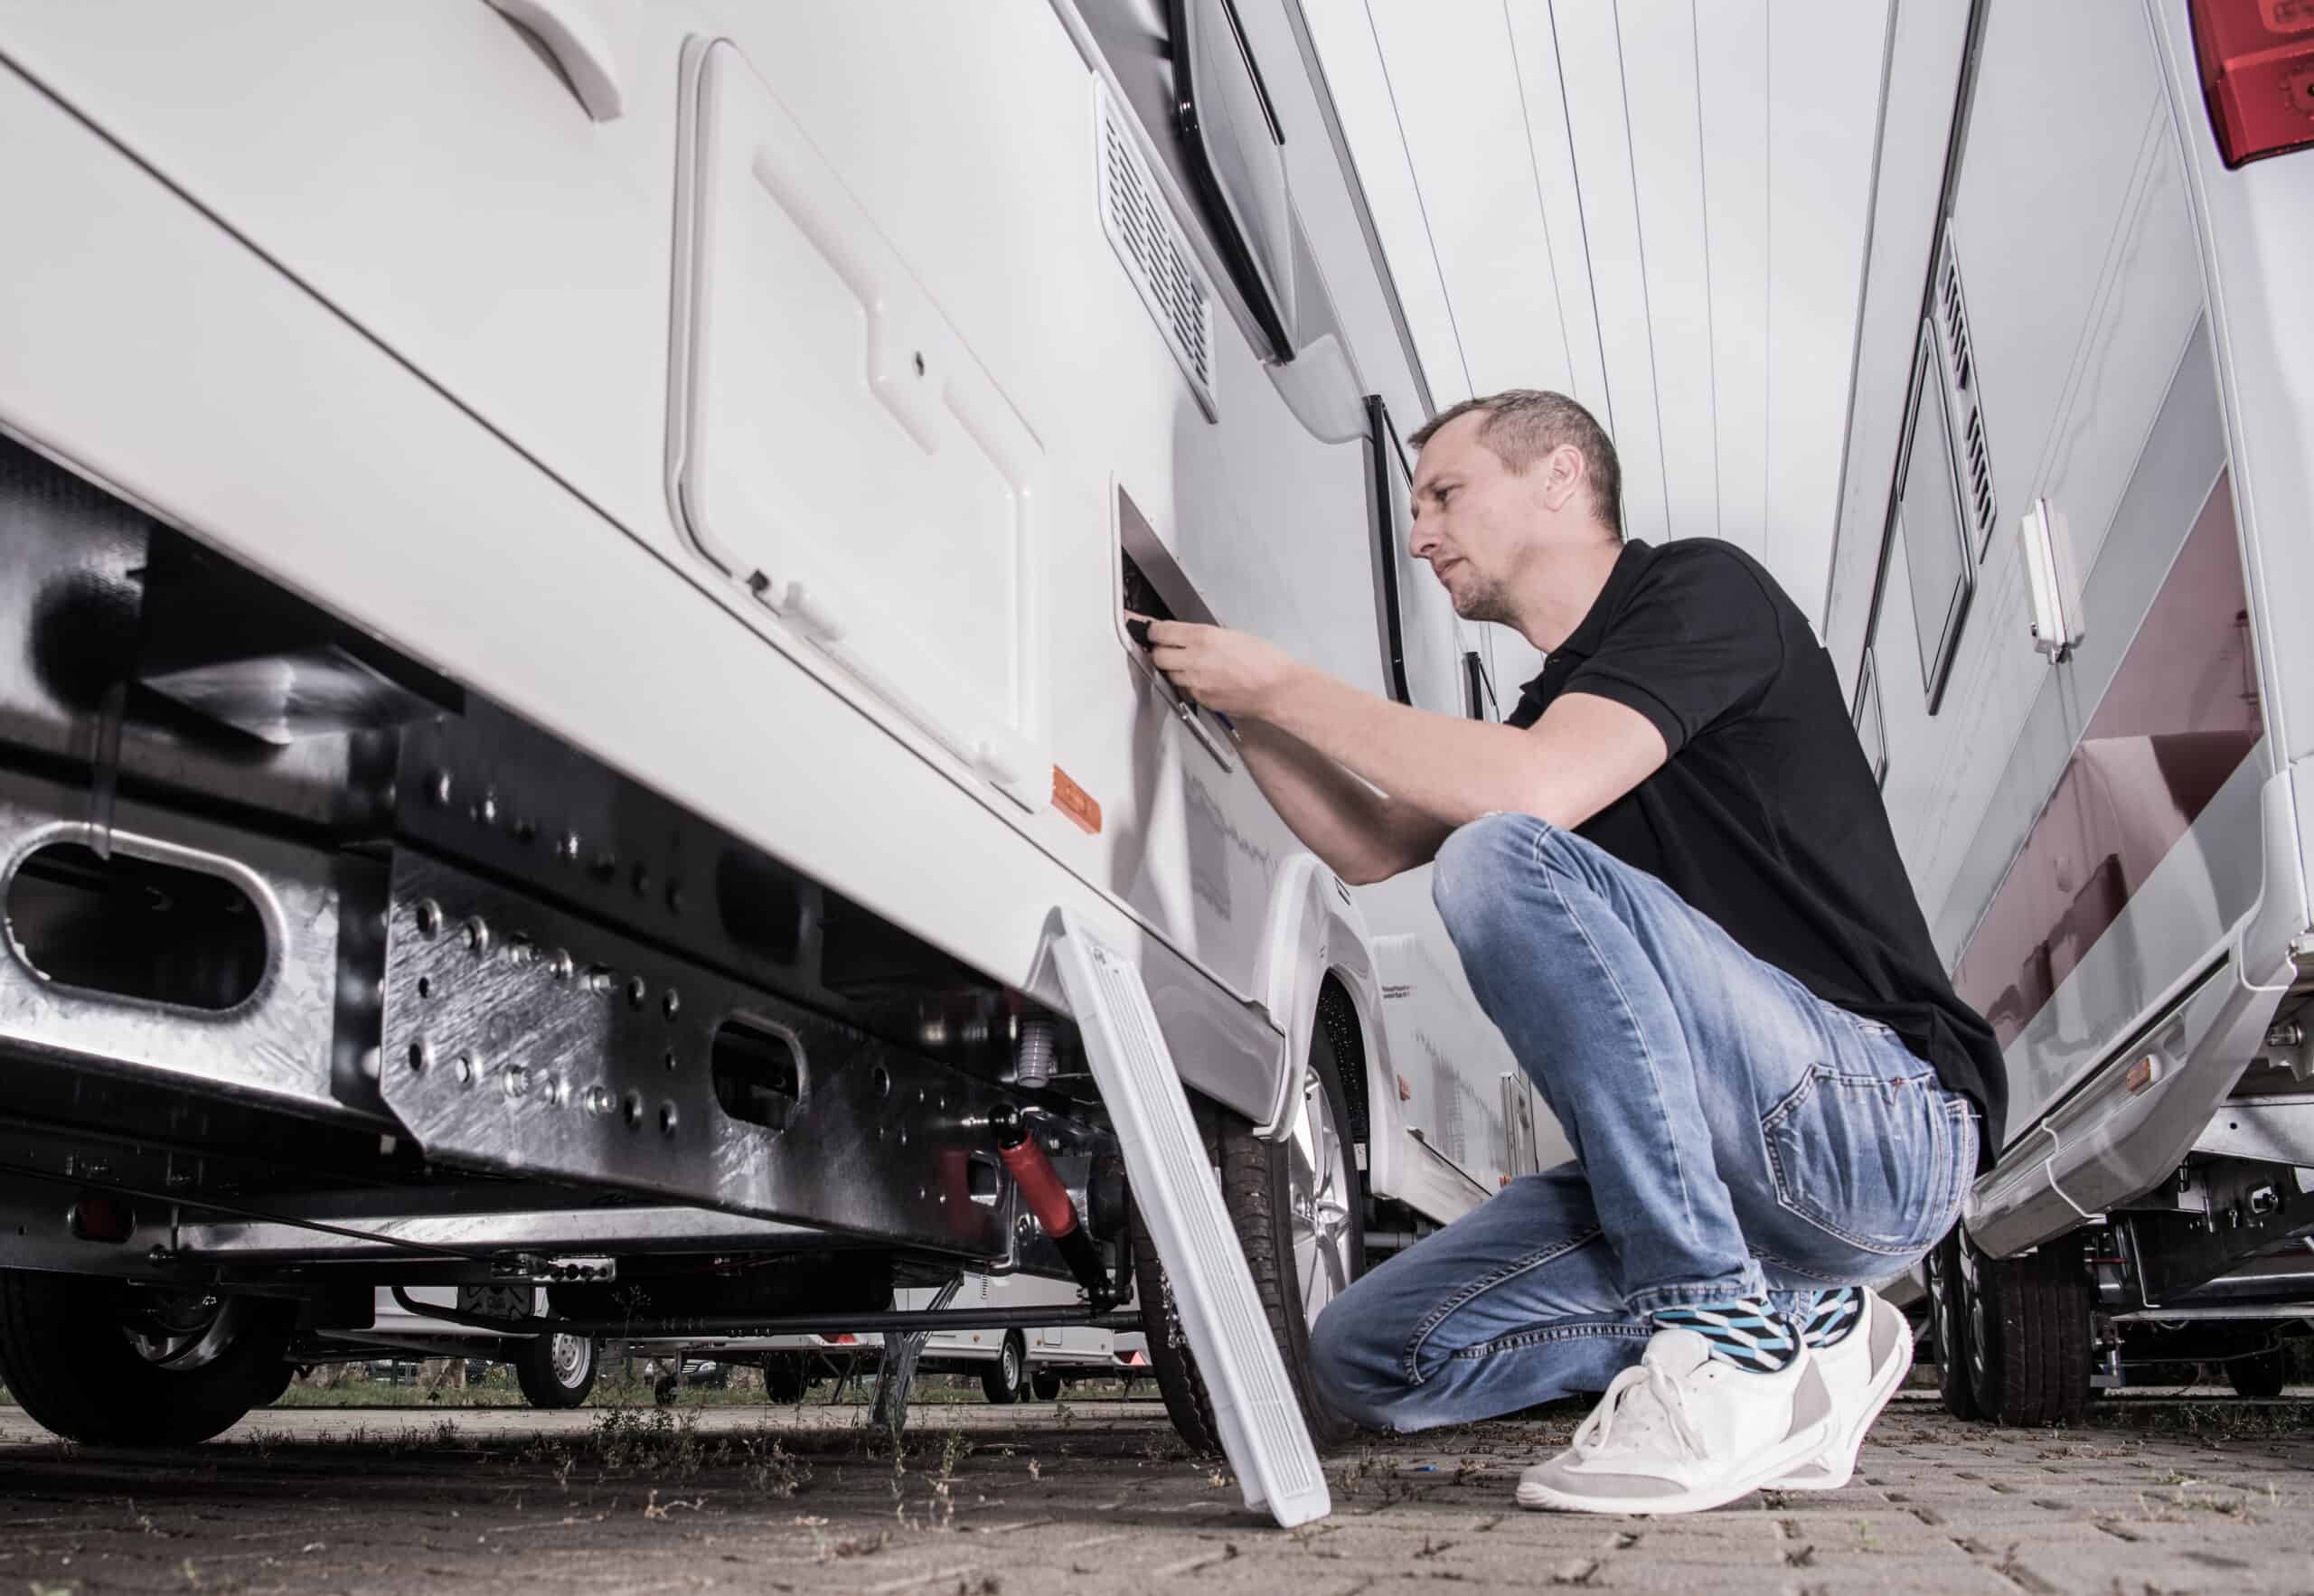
[
  {"x1": 1431, "y1": 813, "x2": 1540, "y2": 940},
  {"x1": 1308, "y1": 1292, "x2": 1401, "y2": 1431}
]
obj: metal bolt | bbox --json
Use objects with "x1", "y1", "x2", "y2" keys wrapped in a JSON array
[
  {"x1": 627, "y1": 976, "x2": 648, "y2": 1010},
  {"x1": 462, "y1": 917, "x2": 492, "y2": 957},
  {"x1": 658, "y1": 1102, "x2": 678, "y2": 1137},
  {"x1": 663, "y1": 1049, "x2": 678, "y2": 1074},
  {"x1": 503, "y1": 1064, "x2": 531, "y2": 1099},
  {"x1": 428, "y1": 770, "x2": 453, "y2": 807},
  {"x1": 557, "y1": 831, "x2": 582, "y2": 862},
  {"x1": 455, "y1": 1054, "x2": 476, "y2": 1086},
  {"x1": 549, "y1": 949, "x2": 575, "y2": 981},
  {"x1": 414, "y1": 899, "x2": 443, "y2": 940},
  {"x1": 585, "y1": 1085, "x2": 612, "y2": 1116},
  {"x1": 663, "y1": 989, "x2": 682, "y2": 1021},
  {"x1": 477, "y1": 792, "x2": 501, "y2": 826}
]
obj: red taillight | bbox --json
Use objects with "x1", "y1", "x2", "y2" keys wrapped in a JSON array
[
  {"x1": 2190, "y1": 0, "x2": 2314, "y2": 166},
  {"x1": 820, "y1": 1333, "x2": 858, "y2": 1345}
]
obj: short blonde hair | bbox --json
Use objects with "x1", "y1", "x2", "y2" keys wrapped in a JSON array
[{"x1": 1410, "y1": 390, "x2": 1623, "y2": 537}]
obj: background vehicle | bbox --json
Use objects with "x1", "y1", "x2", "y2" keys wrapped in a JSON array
[
  {"x1": 1820, "y1": 0, "x2": 2314, "y2": 1422},
  {"x1": 630, "y1": 1272, "x2": 1135, "y2": 1405}
]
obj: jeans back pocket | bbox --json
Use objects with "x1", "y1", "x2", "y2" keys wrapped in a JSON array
[{"x1": 1761, "y1": 1066, "x2": 1961, "y2": 1258}]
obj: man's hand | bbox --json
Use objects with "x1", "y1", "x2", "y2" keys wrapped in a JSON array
[{"x1": 1138, "y1": 617, "x2": 1305, "y2": 719}]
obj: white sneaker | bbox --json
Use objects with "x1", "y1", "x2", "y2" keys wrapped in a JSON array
[
  {"x1": 1515, "y1": 1328, "x2": 1836, "y2": 1516},
  {"x1": 1774, "y1": 1289, "x2": 1911, "y2": 1491}
]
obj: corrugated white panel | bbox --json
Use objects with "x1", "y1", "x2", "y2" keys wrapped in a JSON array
[
  {"x1": 1363, "y1": 0, "x2": 1576, "y2": 401},
  {"x1": 1308, "y1": 0, "x2": 1893, "y2": 614},
  {"x1": 1505, "y1": 5, "x2": 1613, "y2": 424},
  {"x1": 1762, "y1": 0, "x2": 1890, "y2": 617},
  {"x1": 1696, "y1": 0, "x2": 1771, "y2": 563},
  {"x1": 1293, "y1": 0, "x2": 1473, "y2": 407},
  {"x1": 1620, "y1": 0, "x2": 1717, "y2": 546},
  {"x1": 1546, "y1": 0, "x2": 1670, "y2": 544}
]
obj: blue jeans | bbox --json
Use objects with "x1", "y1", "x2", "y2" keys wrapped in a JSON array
[{"x1": 1312, "y1": 814, "x2": 1977, "y2": 1432}]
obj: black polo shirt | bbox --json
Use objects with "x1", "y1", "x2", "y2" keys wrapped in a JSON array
[{"x1": 1507, "y1": 537, "x2": 2007, "y2": 1150}]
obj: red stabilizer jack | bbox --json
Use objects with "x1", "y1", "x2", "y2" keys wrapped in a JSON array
[
  {"x1": 994, "y1": 1112, "x2": 1113, "y2": 1309},
  {"x1": 996, "y1": 1129, "x2": 1080, "y2": 1239}
]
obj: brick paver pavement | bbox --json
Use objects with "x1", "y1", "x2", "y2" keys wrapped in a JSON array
[{"x1": 2, "y1": 1392, "x2": 2308, "y2": 1592}]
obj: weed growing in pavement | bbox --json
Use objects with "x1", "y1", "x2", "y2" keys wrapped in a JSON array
[{"x1": 2103, "y1": 1398, "x2": 2313, "y2": 1440}]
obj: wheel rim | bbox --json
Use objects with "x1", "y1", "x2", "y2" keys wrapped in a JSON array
[
  {"x1": 1960, "y1": 1243, "x2": 1991, "y2": 1395},
  {"x1": 121, "y1": 1292, "x2": 240, "y2": 1371},
  {"x1": 1002, "y1": 1340, "x2": 1021, "y2": 1386},
  {"x1": 1928, "y1": 1246, "x2": 1957, "y2": 1359},
  {"x1": 549, "y1": 1333, "x2": 591, "y2": 1388},
  {"x1": 1286, "y1": 1060, "x2": 1356, "y2": 1328}
]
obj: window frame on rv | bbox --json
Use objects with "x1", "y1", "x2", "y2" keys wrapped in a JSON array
[
  {"x1": 1852, "y1": 645, "x2": 1889, "y2": 789},
  {"x1": 1889, "y1": 319, "x2": 1977, "y2": 716},
  {"x1": 1168, "y1": 0, "x2": 1297, "y2": 361}
]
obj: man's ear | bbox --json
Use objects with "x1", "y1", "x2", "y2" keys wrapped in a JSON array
[{"x1": 1538, "y1": 444, "x2": 1586, "y2": 513}]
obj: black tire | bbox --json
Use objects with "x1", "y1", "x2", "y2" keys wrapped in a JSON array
[
  {"x1": 1925, "y1": 1225, "x2": 1982, "y2": 1421},
  {"x1": 653, "y1": 1373, "x2": 680, "y2": 1407},
  {"x1": 980, "y1": 1333, "x2": 1026, "y2": 1404},
  {"x1": 513, "y1": 1330, "x2": 597, "y2": 1409},
  {"x1": 1133, "y1": 1026, "x2": 1367, "y2": 1454},
  {"x1": 0, "y1": 1270, "x2": 295, "y2": 1446},
  {"x1": 1030, "y1": 1368, "x2": 1063, "y2": 1402},
  {"x1": 762, "y1": 1356, "x2": 808, "y2": 1404},
  {"x1": 1962, "y1": 1231, "x2": 2093, "y2": 1426},
  {"x1": 2225, "y1": 1343, "x2": 2291, "y2": 1400}
]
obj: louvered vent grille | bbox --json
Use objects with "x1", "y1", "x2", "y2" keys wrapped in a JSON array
[
  {"x1": 1934, "y1": 231, "x2": 1996, "y2": 554},
  {"x1": 1096, "y1": 82, "x2": 1218, "y2": 417}
]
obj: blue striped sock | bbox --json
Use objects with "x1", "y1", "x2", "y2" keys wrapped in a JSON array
[
  {"x1": 1798, "y1": 1287, "x2": 1865, "y2": 1349},
  {"x1": 1651, "y1": 1297, "x2": 1799, "y2": 1373}
]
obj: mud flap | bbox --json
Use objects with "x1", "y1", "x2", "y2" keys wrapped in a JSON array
[{"x1": 1042, "y1": 909, "x2": 1329, "y2": 1527}]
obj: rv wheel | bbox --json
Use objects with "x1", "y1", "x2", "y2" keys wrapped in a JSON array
[
  {"x1": 513, "y1": 1331, "x2": 597, "y2": 1409},
  {"x1": 981, "y1": 1332, "x2": 1027, "y2": 1404},
  {"x1": 762, "y1": 1355, "x2": 809, "y2": 1404},
  {"x1": 1132, "y1": 1024, "x2": 1366, "y2": 1454},
  {"x1": 2225, "y1": 1342, "x2": 2291, "y2": 1399},
  {"x1": 1924, "y1": 1226, "x2": 1982, "y2": 1420},
  {"x1": 0, "y1": 1269, "x2": 295, "y2": 1445},
  {"x1": 1962, "y1": 1232, "x2": 2093, "y2": 1425}
]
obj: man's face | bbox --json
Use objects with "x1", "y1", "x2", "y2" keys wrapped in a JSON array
[{"x1": 1409, "y1": 412, "x2": 1553, "y2": 626}]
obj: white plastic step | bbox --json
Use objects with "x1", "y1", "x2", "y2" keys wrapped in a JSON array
[{"x1": 1042, "y1": 909, "x2": 1330, "y2": 1527}]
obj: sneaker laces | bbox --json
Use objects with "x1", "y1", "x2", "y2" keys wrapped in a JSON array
[{"x1": 1570, "y1": 1362, "x2": 1706, "y2": 1463}]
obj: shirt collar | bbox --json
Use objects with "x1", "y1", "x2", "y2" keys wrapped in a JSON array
[{"x1": 1518, "y1": 539, "x2": 1653, "y2": 699}]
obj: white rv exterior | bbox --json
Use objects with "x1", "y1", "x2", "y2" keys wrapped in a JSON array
[
  {"x1": 1822, "y1": 0, "x2": 2314, "y2": 1419},
  {"x1": 0, "y1": 0, "x2": 1551, "y2": 1475}
]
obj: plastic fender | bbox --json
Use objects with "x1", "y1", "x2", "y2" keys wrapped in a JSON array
[{"x1": 1251, "y1": 853, "x2": 1390, "y2": 1141}]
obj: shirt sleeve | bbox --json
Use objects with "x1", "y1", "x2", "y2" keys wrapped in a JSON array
[{"x1": 1557, "y1": 549, "x2": 1783, "y2": 756}]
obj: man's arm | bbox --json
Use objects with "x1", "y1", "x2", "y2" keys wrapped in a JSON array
[
  {"x1": 1229, "y1": 717, "x2": 1453, "y2": 886},
  {"x1": 1146, "y1": 622, "x2": 1668, "y2": 873}
]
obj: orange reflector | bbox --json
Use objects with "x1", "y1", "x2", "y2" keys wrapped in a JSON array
[
  {"x1": 822, "y1": 1333, "x2": 858, "y2": 1345},
  {"x1": 2126, "y1": 1054, "x2": 2163, "y2": 1094},
  {"x1": 1051, "y1": 766, "x2": 1102, "y2": 835}
]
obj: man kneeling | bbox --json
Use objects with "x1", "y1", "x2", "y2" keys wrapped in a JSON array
[{"x1": 1141, "y1": 390, "x2": 2002, "y2": 1515}]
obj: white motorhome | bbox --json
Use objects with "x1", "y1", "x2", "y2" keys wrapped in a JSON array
[
  {"x1": 0, "y1": 0, "x2": 1557, "y2": 1502},
  {"x1": 1822, "y1": 1, "x2": 2314, "y2": 1419}
]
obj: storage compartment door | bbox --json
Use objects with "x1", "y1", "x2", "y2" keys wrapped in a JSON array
[{"x1": 671, "y1": 40, "x2": 1047, "y2": 811}]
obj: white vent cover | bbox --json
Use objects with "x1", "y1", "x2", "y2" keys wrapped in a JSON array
[
  {"x1": 1934, "y1": 230, "x2": 1997, "y2": 557},
  {"x1": 1096, "y1": 79, "x2": 1218, "y2": 418}
]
